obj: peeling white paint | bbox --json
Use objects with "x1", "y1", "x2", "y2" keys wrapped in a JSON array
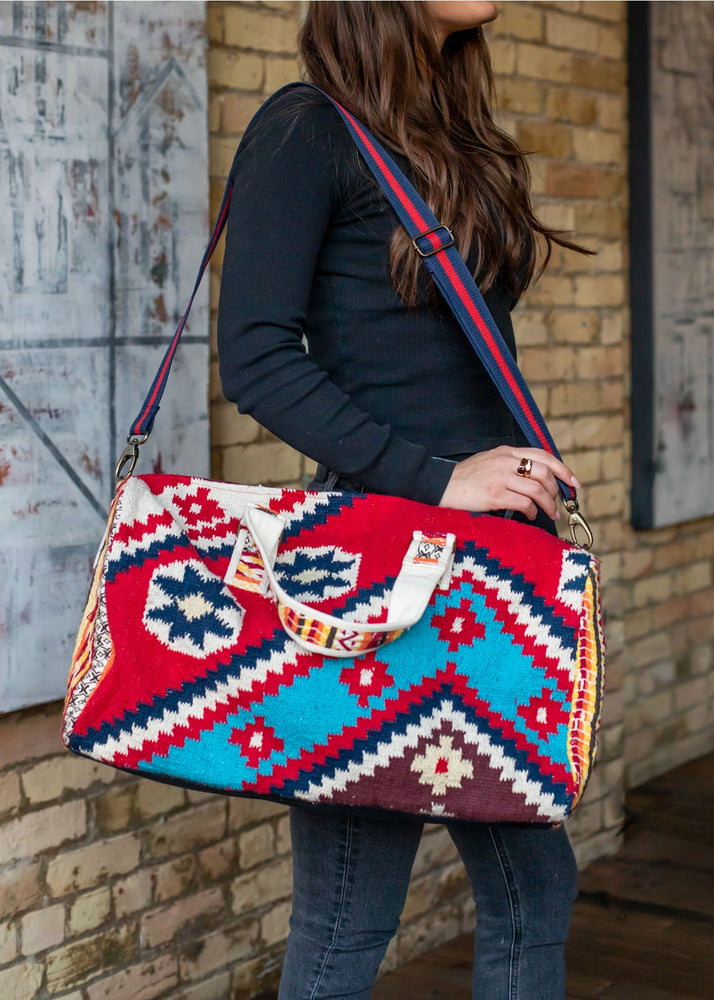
[
  {"x1": 651, "y1": 3, "x2": 714, "y2": 525},
  {"x1": 0, "y1": 2, "x2": 209, "y2": 712}
]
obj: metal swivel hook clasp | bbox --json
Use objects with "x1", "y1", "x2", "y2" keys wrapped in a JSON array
[
  {"x1": 562, "y1": 498, "x2": 594, "y2": 551},
  {"x1": 115, "y1": 432, "x2": 151, "y2": 483}
]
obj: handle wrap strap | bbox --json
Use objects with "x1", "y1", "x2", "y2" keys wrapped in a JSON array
[{"x1": 244, "y1": 505, "x2": 456, "y2": 658}]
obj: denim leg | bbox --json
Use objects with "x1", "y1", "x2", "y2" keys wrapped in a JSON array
[
  {"x1": 447, "y1": 822, "x2": 578, "y2": 1000},
  {"x1": 278, "y1": 806, "x2": 424, "y2": 1000}
]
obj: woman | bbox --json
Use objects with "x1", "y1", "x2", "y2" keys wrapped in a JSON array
[{"x1": 218, "y1": 3, "x2": 585, "y2": 998}]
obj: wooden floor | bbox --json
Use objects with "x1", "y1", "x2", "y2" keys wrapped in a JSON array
[{"x1": 373, "y1": 754, "x2": 714, "y2": 1000}]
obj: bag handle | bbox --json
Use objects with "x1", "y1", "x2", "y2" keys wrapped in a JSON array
[
  {"x1": 117, "y1": 83, "x2": 592, "y2": 549},
  {"x1": 239, "y1": 505, "x2": 456, "y2": 658}
]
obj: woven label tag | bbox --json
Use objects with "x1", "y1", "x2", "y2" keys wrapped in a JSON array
[
  {"x1": 411, "y1": 533, "x2": 455, "y2": 590},
  {"x1": 224, "y1": 527, "x2": 268, "y2": 594}
]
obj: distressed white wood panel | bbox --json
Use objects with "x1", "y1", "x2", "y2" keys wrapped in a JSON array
[
  {"x1": 0, "y1": 2, "x2": 208, "y2": 713},
  {"x1": 650, "y1": 2, "x2": 714, "y2": 525}
]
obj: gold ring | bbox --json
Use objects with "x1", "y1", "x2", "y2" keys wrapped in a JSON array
[{"x1": 516, "y1": 458, "x2": 532, "y2": 478}]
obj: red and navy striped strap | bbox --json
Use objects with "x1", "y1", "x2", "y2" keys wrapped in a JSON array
[
  {"x1": 128, "y1": 180, "x2": 234, "y2": 440},
  {"x1": 127, "y1": 83, "x2": 575, "y2": 504},
  {"x1": 321, "y1": 93, "x2": 575, "y2": 504}
]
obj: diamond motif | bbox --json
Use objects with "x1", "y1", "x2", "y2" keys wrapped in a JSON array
[
  {"x1": 229, "y1": 717, "x2": 284, "y2": 769},
  {"x1": 517, "y1": 689, "x2": 568, "y2": 740},
  {"x1": 339, "y1": 659, "x2": 394, "y2": 707},
  {"x1": 172, "y1": 488, "x2": 227, "y2": 536},
  {"x1": 411, "y1": 734, "x2": 474, "y2": 796},
  {"x1": 274, "y1": 546, "x2": 360, "y2": 602},
  {"x1": 431, "y1": 598, "x2": 485, "y2": 651}
]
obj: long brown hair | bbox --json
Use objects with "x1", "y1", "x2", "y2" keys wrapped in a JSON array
[{"x1": 298, "y1": 1, "x2": 587, "y2": 305}]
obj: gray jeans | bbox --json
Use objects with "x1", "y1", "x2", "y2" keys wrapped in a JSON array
[{"x1": 278, "y1": 807, "x2": 577, "y2": 1000}]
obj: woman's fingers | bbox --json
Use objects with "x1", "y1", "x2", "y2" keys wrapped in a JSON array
[
  {"x1": 438, "y1": 446, "x2": 581, "y2": 517},
  {"x1": 513, "y1": 459, "x2": 558, "y2": 496},
  {"x1": 502, "y1": 489, "x2": 539, "y2": 521},
  {"x1": 509, "y1": 473, "x2": 560, "y2": 519}
]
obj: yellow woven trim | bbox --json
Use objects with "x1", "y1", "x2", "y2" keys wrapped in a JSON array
[
  {"x1": 567, "y1": 568, "x2": 605, "y2": 803},
  {"x1": 279, "y1": 605, "x2": 403, "y2": 653},
  {"x1": 227, "y1": 553, "x2": 265, "y2": 593}
]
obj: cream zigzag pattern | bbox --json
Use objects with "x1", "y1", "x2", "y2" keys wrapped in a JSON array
[
  {"x1": 86, "y1": 638, "x2": 303, "y2": 764},
  {"x1": 454, "y1": 555, "x2": 579, "y2": 679}
]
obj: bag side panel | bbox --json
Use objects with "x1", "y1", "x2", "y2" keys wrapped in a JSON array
[
  {"x1": 63, "y1": 487, "x2": 126, "y2": 744},
  {"x1": 566, "y1": 563, "x2": 606, "y2": 809}
]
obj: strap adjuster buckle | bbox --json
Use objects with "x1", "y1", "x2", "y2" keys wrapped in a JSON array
[{"x1": 412, "y1": 224, "x2": 455, "y2": 258}]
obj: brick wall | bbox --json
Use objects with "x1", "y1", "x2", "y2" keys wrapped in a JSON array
[
  {"x1": 484, "y1": 0, "x2": 713, "y2": 824},
  {"x1": 1, "y1": 3, "x2": 712, "y2": 1000},
  {"x1": 486, "y1": 0, "x2": 633, "y2": 867}
]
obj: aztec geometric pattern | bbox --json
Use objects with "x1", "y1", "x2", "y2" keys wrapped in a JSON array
[{"x1": 64, "y1": 474, "x2": 605, "y2": 824}]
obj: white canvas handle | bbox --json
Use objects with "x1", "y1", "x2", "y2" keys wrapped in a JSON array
[{"x1": 243, "y1": 505, "x2": 455, "y2": 658}]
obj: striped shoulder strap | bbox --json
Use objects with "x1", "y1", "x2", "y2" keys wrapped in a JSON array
[{"x1": 120, "y1": 83, "x2": 591, "y2": 545}]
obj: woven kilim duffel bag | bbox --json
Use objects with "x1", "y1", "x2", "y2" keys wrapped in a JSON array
[
  {"x1": 64, "y1": 475, "x2": 603, "y2": 823},
  {"x1": 63, "y1": 86, "x2": 605, "y2": 824}
]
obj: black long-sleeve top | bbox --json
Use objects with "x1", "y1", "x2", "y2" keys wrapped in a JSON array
[{"x1": 217, "y1": 89, "x2": 524, "y2": 506}]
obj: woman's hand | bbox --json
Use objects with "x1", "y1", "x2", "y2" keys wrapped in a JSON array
[{"x1": 438, "y1": 446, "x2": 581, "y2": 521}]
